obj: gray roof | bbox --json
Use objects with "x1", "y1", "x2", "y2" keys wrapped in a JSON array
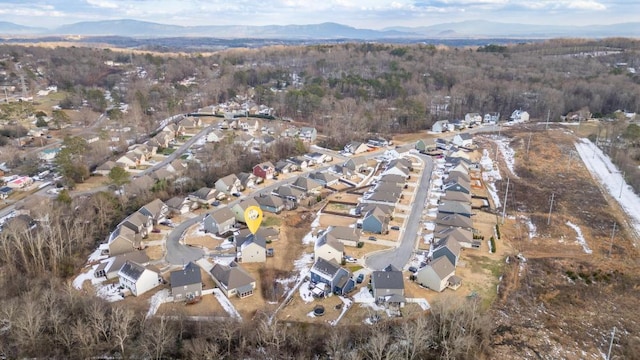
[
  {"x1": 140, "y1": 199, "x2": 166, "y2": 217},
  {"x1": 191, "y1": 187, "x2": 216, "y2": 200},
  {"x1": 236, "y1": 231, "x2": 267, "y2": 249},
  {"x1": 447, "y1": 170, "x2": 471, "y2": 184},
  {"x1": 118, "y1": 260, "x2": 148, "y2": 281},
  {"x1": 371, "y1": 268, "x2": 404, "y2": 291},
  {"x1": 438, "y1": 200, "x2": 472, "y2": 216},
  {"x1": 435, "y1": 213, "x2": 473, "y2": 229},
  {"x1": 166, "y1": 196, "x2": 189, "y2": 209},
  {"x1": 434, "y1": 236, "x2": 462, "y2": 258},
  {"x1": 434, "y1": 227, "x2": 473, "y2": 242},
  {"x1": 210, "y1": 262, "x2": 255, "y2": 290},
  {"x1": 312, "y1": 258, "x2": 342, "y2": 278},
  {"x1": 428, "y1": 256, "x2": 455, "y2": 280},
  {"x1": 122, "y1": 211, "x2": 150, "y2": 229},
  {"x1": 274, "y1": 185, "x2": 304, "y2": 199},
  {"x1": 309, "y1": 171, "x2": 338, "y2": 183},
  {"x1": 210, "y1": 207, "x2": 235, "y2": 224},
  {"x1": 441, "y1": 191, "x2": 471, "y2": 203},
  {"x1": 443, "y1": 178, "x2": 471, "y2": 192},
  {"x1": 293, "y1": 176, "x2": 323, "y2": 191},
  {"x1": 316, "y1": 233, "x2": 345, "y2": 252},
  {"x1": 255, "y1": 194, "x2": 284, "y2": 208},
  {"x1": 170, "y1": 262, "x2": 202, "y2": 288},
  {"x1": 357, "y1": 203, "x2": 393, "y2": 216},
  {"x1": 379, "y1": 174, "x2": 406, "y2": 185},
  {"x1": 102, "y1": 250, "x2": 149, "y2": 274},
  {"x1": 327, "y1": 226, "x2": 361, "y2": 243}
]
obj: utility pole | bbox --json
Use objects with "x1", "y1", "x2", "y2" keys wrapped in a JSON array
[
  {"x1": 547, "y1": 193, "x2": 555, "y2": 225},
  {"x1": 545, "y1": 109, "x2": 550, "y2": 130},
  {"x1": 606, "y1": 326, "x2": 616, "y2": 360},
  {"x1": 609, "y1": 222, "x2": 617, "y2": 257},
  {"x1": 619, "y1": 171, "x2": 625, "y2": 199},
  {"x1": 501, "y1": 177, "x2": 510, "y2": 224}
]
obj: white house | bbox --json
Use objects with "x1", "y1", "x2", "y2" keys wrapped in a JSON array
[
  {"x1": 117, "y1": 260, "x2": 161, "y2": 296},
  {"x1": 452, "y1": 133, "x2": 473, "y2": 148},
  {"x1": 510, "y1": 110, "x2": 530, "y2": 123},
  {"x1": 314, "y1": 235, "x2": 345, "y2": 264}
]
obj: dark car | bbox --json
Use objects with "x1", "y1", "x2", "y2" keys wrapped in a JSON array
[
  {"x1": 390, "y1": 225, "x2": 400, "y2": 230},
  {"x1": 211, "y1": 200, "x2": 221, "y2": 206},
  {"x1": 356, "y1": 274, "x2": 365, "y2": 284},
  {"x1": 368, "y1": 236, "x2": 377, "y2": 241},
  {"x1": 408, "y1": 266, "x2": 418, "y2": 273},
  {"x1": 232, "y1": 192, "x2": 242, "y2": 197}
]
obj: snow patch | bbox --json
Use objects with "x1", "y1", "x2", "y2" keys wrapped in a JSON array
[
  {"x1": 73, "y1": 265, "x2": 98, "y2": 290},
  {"x1": 146, "y1": 289, "x2": 170, "y2": 319},
  {"x1": 213, "y1": 288, "x2": 241, "y2": 319},
  {"x1": 329, "y1": 297, "x2": 353, "y2": 326},
  {"x1": 298, "y1": 280, "x2": 315, "y2": 303},
  {"x1": 95, "y1": 282, "x2": 124, "y2": 302},
  {"x1": 87, "y1": 248, "x2": 108, "y2": 263},
  {"x1": 575, "y1": 138, "x2": 640, "y2": 238},
  {"x1": 566, "y1": 221, "x2": 592, "y2": 254}
]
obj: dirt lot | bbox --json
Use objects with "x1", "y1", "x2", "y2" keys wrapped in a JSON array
[
  {"x1": 277, "y1": 291, "x2": 344, "y2": 324},
  {"x1": 157, "y1": 293, "x2": 229, "y2": 317},
  {"x1": 318, "y1": 213, "x2": 357, "y2": 228},
  {"x1": 474, "y1": 126, "x2": 640, "y2": 359}
]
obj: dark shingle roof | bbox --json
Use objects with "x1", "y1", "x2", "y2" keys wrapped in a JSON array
[
  {"x1": 372, "y1": 267, "x2": 404, "y2": 291},
  {"x1": 118, "y1": 260, "x2": 146, "y2": 281},
  {"x1": 170, "y1": 262, "x2": 202, "y2": 288}
]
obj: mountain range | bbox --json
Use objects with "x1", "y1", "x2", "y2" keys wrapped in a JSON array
[{"x1": 0, "y1": 19, "x2": 638, "y2": 39}]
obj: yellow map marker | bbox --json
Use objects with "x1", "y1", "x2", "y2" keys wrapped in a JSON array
[{"x1": 244, "y1": 205, "x2": 263, "y2": 235}]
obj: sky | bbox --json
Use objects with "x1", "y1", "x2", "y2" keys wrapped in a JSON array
[{"x1": 0, "y1": 0, "x2": 637, "y2": 29}]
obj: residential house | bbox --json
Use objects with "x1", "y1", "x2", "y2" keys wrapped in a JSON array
[
  {"x1": 432, "y1": 236, "x2": 462, "y2": 266},
  {"x1": 356, "y1": 203, "x2": 394, "y2": 218},
  {"x1": 252, "y1": 161, "x2": 276, "y2": 180},
  {"x1": 362, "y1": 189, "x2": 401, "y2": 207},
  {"x1": 371, "y1": 265, "x2": 405, "y2": 308},
  {"x1": 235, "y1": 230, "x2": 267, "y2": 263},
  {"x1": 215, "y1": 174, "x2": 243, "y2": 195},
  {"x1": 94, "y1": 250, "x2": 150, "y2": 279},
  {"x1": 344, "y1": 141, "x2": 370, "y2": 155},
  {"x1": 437, "y1": 200, "x2": 473, "y2": 218},
  {"x1": 139, "y1": 199, "x2": 169, "y2": 225},
  {"x1": 362, "y1": 207, "x2": 389, "y2": 234},
  {"x1": 170, "y1": 262, "x2": 203, "y2": 302},
  {"x1": 309, "y1": 258, "x2": 355, "y2": 296},
  {"x1": 510, "y1": 110, "x2": 530, "y2": 123},
  {"x1": 255, "y1": 194, "x2": 285, "y2": 214},
  {"x1": 272, "y1": 185, "x2": 305, "y2": 203},
  {"x1": 233, "y1": 133, "x2": 254, "y2": 148},
  {"x1": 415, "y1": 138, "x2": 435, "y2": 153},
  {"x1": 378, "y1": 174, "x2": 406, "y2": 187},
  {"x1": 446, "y1": 170, "x2": 471, "y2": 186},
  {"x1": 292, "y1": 176, "x2": 323, "y2": 193},
  {"x1": 38, "y1": 147, "x2": 60, "y2": 162},
  {"x1": 441, "y1": 190, "x2": 472, "y2": 203},
  {"x1": 367, "y1": 137, "x2": 389, "y2": 147},
  {"x1": 452, "y1": 133, "x2": 473, "y2": 148},
  {"x1": 238, "y1": 172, "x2": 260, "y2": 189},
  {"x1": 5, "y1": 176, "x2": 33, "y2": 189},
  {"x1": 309, "y1": 171, "x2": 339, "y2": 187},
  {"x1": 231, "y1": 197, "x2": 260, "y2": 223},
  {"x1": 415, "y1": 256, "x2": 459, "y2": 292},
  {"x1": 118, "y1": 261, "x2": 161, "y2": 296},
  {"x1": 343, "y1": 157, "x2": 369, "y2": 172},
  {"x1": 435, "y1": 226, "x2": 479, "y2": 249},
  {"x1": 189, "y1": 187, "x2": 224, "y2": 205},
  {"x1": 274, "y1": 160, "x2": 297, "y2": 174},
  {"x1": 94, "y1": 161, "x2": 117, "y2": 176},
  {"x1": 206, "y1": 129, "x2": 225, "y2": 143},
  {"x1": 323, "y1": 225, "x2": 361, "y2": 247},
  {"x1": 299, "y1": 127, "x2": 318, "y2": 142},
  {"x1": 203, "y1": 208, "x2": 236, "y2": 235},
  {"x1": 435, "y1": 213, "x2": 474, "y2": 233},
  {"x1": 442, "y1": 178, "x2": 471, "y2": 194},
  {"x1": 305, "y1": 152, "x2": 331, "y2": 164},
  {"x1": 329, "y1": 165, "x2": 359, "y2": 181},
  {"x1": 449, "y1": 118, "x2": 467, "y2": 130},
  {"x1": 115, "y1": 154, "x2": 137, "y2": 169},
  {"x1": 483, "y1": 112, "x2": 500, "y2": 124},
  {"x1": 168, "y1": 159, "x2": 188, "y2": 174},
  {"x1": 0, "y1": 186, "x2": 12, "y2": 199},
  {"x1": 151, "y1": 168, "x2": 176, "y2": 182},
  {"x1": 465, "y1": 113, "x2": 482, "y2": 126},
  {"x1": 179, "y1": 116, "x2": 202, "y2": 129},
  {"x1": 431, "y1": 120, "x2": 451, "y2": 133},
  {"x1": 314, "y1": 235, "x2": 344, "y2": 264},
  {"x1": 210, "y1": 261, "x2": 256, "y2": 298},
  {"x1": 287, "y1": 156, "x2": 309, "y2": 170},
  {"x1": 120, "y1": 211, "x2": 153, "y2": 239},
  {"x1": 166, "y1": 196, "x2": 196, "y2": 215}
]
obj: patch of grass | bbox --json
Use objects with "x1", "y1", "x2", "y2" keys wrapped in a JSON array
[
  {"x1": 347, "y1": 265, "x2": 363, "y2": 273},
  {"x1": 158, "y1": 147, "x2": 176, "y2": 155},
  {"x1": 262, "y1": 216, "x2": 282, "y2": 227},
  {"x1": 469, "y1": 255, "x2": 503, "y2": 278}
]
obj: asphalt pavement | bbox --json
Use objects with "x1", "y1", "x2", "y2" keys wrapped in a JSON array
[{"x1": 365, "y1": 153, "x2": 434, "y2": 271}]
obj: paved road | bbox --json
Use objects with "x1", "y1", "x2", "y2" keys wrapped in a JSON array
[{"x1": 365, "y1": 154, "x2": 434, "y2": 271}]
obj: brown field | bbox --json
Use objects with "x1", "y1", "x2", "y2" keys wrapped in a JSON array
[
  {"x1": 318, "y1": 213, "x2": 357, "y2": 228},
  {"x1": 144, "y1": 245, "x2": 164, "y2": 261},
  {"x1": 157, "y1": 294, "x2": 229, "y2": 318}
]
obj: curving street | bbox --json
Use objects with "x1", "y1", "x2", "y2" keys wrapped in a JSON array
[{"x1": 365, "y1": 153, "x2": 434, "y2": 271}]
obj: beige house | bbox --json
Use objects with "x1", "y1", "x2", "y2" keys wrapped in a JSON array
[
  {"x1": 235, "y1": 230, "x2": 266, "y2": 263},
  {"x1": 314, "y1": 235, "x2": 344, "y2": 264},
  {"x1": 231, "y1": 197, "x2": 260, "y2": 223},
  {"x1": 323, "y1": 225, "x2": 361, "y2": 247},
  {"x1": 415, "y1": 257, "x2": 459, "y2": 292},
  {"x1": 210, "y1": 262, "x2": 256, "y2": 298},
  {"x1": 107, "y1": 225, "x2": 140, "y2": 256}
]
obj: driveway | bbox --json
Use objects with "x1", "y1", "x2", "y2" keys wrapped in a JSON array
[{"x1": 365, "y1": 154, "x2": 434, "y2": 271}]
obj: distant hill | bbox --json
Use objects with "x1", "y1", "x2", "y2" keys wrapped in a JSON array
[
  {"x1": 384, "y1": 20, "x2": 640, "y2": 38},
  {"x1": 0, "y1": 21, "x2": 46, "y2": 35},
  {"x1": 51, "y1": 20, "x2": 414, "y2": 39},
  {"x1": 0, "y1": 19, "x2": 638, "y2": 39}
]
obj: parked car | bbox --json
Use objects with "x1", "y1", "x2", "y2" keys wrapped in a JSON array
[
  {"x1": 408, "y1": 266, "x2": 418, "y2": 273},
  {"x1": 211, "y1": 200, "x2": 221, "y2": 207},
  {"x1": 345, "y1": 256, "x2": 358, "y2": 263},
  {"x1": 151, "y1": 228, "x2": 161, "y2": 233},
  {"x1": 356, "y1": 274, "x2": 365, "y2": 284},
  {"x1": 368, "y1": 236, "x2": 377, "y2": 241},
  {"x1": 390, "y1": 225, "x2": 400, "y2": 230},
  {"x1": 232, "y1": 192, "x2": 242, "y2": 197}
]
